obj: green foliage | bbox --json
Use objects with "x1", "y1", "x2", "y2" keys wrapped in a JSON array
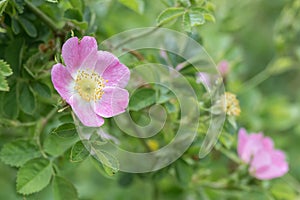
[
  {"x1": 0, "y1": 59, "x2": 13, "y2": 91},
  {"x1": 156, "y1": 7, "x2": 185, "y2": 26},
  {"x1": 93, "y1": 149, "x2": 119, "y2": 176},
  {"x1": 70, "y1": 140, "x2": 90, "y2": 162},
  {"x1": 156, "y1": 1, "x2": 215, "y2": 31},
  {"x1": 4, "y1": 38, "x2": 24, "y2": 76},
  {"x1": 0, "y1": 139, "x2": 41, "y2": 167},
  {"x1": 64, "y1": 8, "x2": 83, "y2": 21},
  {"x1": 175, "y1": 159, "x2": 193, "y2": 186},
  {"x1": 44, "y1": 123, "x2": 79, "y2": 156},
  {"x1": 0, "y1": 0, "x2": 8, "y2": 16},
  {"x1": 52, "y1": 176, "x2": 78, "y2": 200},
  {"x1": 0, "y1": 0, "x2": 299, "y2": 199},
  {"x1": 2, "y1": 83, "x2": 19, "y2": 118},
  {"x1": 16, "y1": 158, "x2": 52, "y2": 195},
  {"x1": 31, "y1": 82, "x2": 51, "y2": 98},
  {"x1": 18, "y1": 18, "x2": 38, "y2": 37},
  {"x1": 118, "y1": 0, "x2": 145, "y2": 14},
  {"x1": 19, "y1": 84, "x2": 36, "y2": 114},
  {"x1": 129, "y1": 88, "x2": 156, "y2": 111}
]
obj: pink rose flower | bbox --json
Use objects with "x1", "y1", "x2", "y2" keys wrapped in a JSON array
[
  {"x1": 218, "y1": 60, "x2": 229, "y2": 77},
  {"x1": 196, "y1": 60, "x2": 230, "y2": 87},
  {"x1": 51, "y1": 36, "x2": 130, "y2": 127},
  {"x1": 237, "y1": 128, "x2": 289, "y2": 180}
]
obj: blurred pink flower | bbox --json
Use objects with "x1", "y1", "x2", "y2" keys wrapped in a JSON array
[
  {"x1": 196, "y1": 72, "x2": 212, "y2": 86},
  {"x1": 51, "y1": 36, "x2": 130, "y2": 127},
  {"x1": 218, "y1": 60, "x2": 229, "y2": 77},
  {"x1": 237, "y1": 128, "x2": 289, "y2": 180},
  {"x1": 196, "y1": 60, "x2": 230, "y2": 87}
]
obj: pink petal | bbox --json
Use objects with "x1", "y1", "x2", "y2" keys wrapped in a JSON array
[
  {"x1": 51, "y1": 63, "x2": 75, "y2": 102},
  {"x1": 237, "y1": 128, "x2": 248, "y2": 161},
  {"x1": 196, "y1": 72, "x2": 211, "y2": 86},
  {"x1": 218, "y1": 60, "x2": 229, "y2": 76},
  {"x1": 69, "y1": 94, "x2": 104, "y2": 127},
  {"x1": 94, "y1": 51, "x2": 130, "y2": 88},
  {"x1": 241, "y1": 132, "x2": 264, "y2": 163},
  {"x1": 250, "y1": 149, "x2": 289, "y2": 180},
  {"x1": 262, "y1": 136, "x2": 274, "y2": 150},
  {"x1": 92, "y1": 87, "x2": 129, "y2": 118},
  {"x1": 249, "y1": 150, "x2": 271, "y2": 172},
  {"x1": 62, "y1": 36, "x2": 98, "y2": 77}
]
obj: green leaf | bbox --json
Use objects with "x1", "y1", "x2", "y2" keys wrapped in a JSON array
[
  {"x1": 0, "y1": 139, "x2": 41, "y2": 167},
  {"x1": 0, "y1": 0, "x2": 8, "y2": 16},
  {"x1": 89, "y1": 131, "x2": 107, "y2": 145},
  {"x1": 189, "y1": 9, "x2": 205, "y2": 26},
  {"x1": 4, "y1": 38, "x2": 24, "y2": 75},
  {"x1": 53, "y1": 123, "x2": 77, "y2": 138},
  {"x1": 69, "y1": 0, "x2": 83, "y2": 12},
  {"x1": 64, "y1": 8, "x2": 83, "y2": 21},
  {"x1": 18, "y1": 18, "x2": 37, "y2": 37},
  {"x1": 68, "y1": 20, "x2": 88, "y2": 30},
  {"x1": 0, "y1": 75, "x2": 9, "y2": 91},
  {"x1": 271, "y1": 180, "x2": 297, "y2": 200},
  {"x1": 118, "y1": 173, "x2": 134, "y2": 187},
  {"x1": 0, "y1": 26, "x2": 6, "y2": 33},
  {"x1": 178, "y1": 0, "x2": 191, "y2": 7},
  {"x1": 70, "y1": 140, "x2": 90, "y2": 162},
  {"x1": 2, "y1": 83, "x2": 19, "y2": 118},
  {"x1": 31, "y1": 82, "x2": 51, "y2": 98},
  {"x1": 52, "y1": 176, "x2": 78, "y2": 200},
  {"x1": 174, "y1": 159, "x2": 193, "y2": 186},
  {"x1": 12, "y1": 18, "x2": 21, "y2": 34},
  {"x1": 44, "y1": 123, "x2": 79, "y2": 156},
  {"x1": 219, "y1": 132, "x2": 235, "y2": 149},
  {"x1": 118, "y1": 0, "x2": 144, "y2": 14},
  {"x1": 267, "y1": 57, "x2": 294, "y2": 75},
  {"x1": 16, "y1": 158, "x2": 52, "y2": 195},
  {"x1": 129, "y1": 88, "x2": 156, "y2": 111},
  {"x1": 203, "y1": 13, "x2": 215, "y2": 23},
  {"x1": 0, "y1": 59, "x2": 13, "y2": 91},
  {"x1": 182, "y1": 12, "x2": 192, "y2": 32},
  {"x1": 93, "y1": 149, "x2": 119, "y2": 176},
  {"x1": 161, "y1": 0, "x2": 175, "y2": 7},
  {"x1": 156, "y1": 7, "x2": 185, "y2": 26},
  {"x1": 46, "y1": 0, "x2": 59, "y2": 3},
  {"x1": 19, "y1": 84, "x2": 36, "y2": 114},
  {"x1": 13, "y1": 0, "x2": 25, "y2": 14},
  {"x1": 89, "y1": 157, "x2": 116, "y2": 179}
]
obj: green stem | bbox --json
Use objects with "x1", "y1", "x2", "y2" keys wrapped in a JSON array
[
  {"x1": 0, "y1": 118, "x2": 36, "y2": 127},
  {"x1": 238, "y1": 69, "x2": 270, "y2": 93},
  {"x1": 152, "y1": 180, "x2": 159, "y2": 200},
  {"x1": 34, "y1": 107, "x2": 58, "y2": 158},
  {"x1": 237, "y1": 58, "x2": 275, "y2": 93},
  {"x1": 24, "y1": 0, "x2": 61, "y2": 32},
  {"x1": 215, "y1": 144, "x2": 241, "y2": 164}
]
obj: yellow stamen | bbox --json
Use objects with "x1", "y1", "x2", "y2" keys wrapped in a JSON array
[
  {"x1": 224, "y1": 92, "x2": 241, "y2": 116},
  {"x1": 74, "y1": 70, "x2": 106, "y2": 101}
]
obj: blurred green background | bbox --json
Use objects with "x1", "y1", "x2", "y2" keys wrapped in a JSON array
[{"x1": 1, "y1": 0, "x2": 300, "y2": 199}]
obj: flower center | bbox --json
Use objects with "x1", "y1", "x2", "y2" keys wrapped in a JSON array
[
  {"x1": 74, "y1": 70, "x2": 106, "y2": 102},
  {"x1": 224, "y1": 92, "x2": 241, "y2": 116}
]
